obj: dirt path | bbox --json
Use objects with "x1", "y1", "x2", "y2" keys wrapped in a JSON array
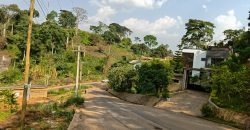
[{"x1": 68, "y1": 85, "x2": 237, "y2": 130}]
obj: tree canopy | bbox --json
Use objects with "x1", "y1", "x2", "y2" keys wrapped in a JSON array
[
  {"x1": 144, "y1": 35, "x2": 158, "y2": 48},
  {"x1": 181, "y1": 19, "x2": 215, "y2": 49},
  {"x1": 59, "y1": 10, "x2": 76, "y2": 28}
]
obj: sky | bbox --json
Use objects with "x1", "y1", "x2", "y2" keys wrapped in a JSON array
[{"x1": 1, "y1": 0, "x2": 250, "y2": 51}]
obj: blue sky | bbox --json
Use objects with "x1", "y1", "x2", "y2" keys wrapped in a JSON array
[{"x1": 1, "y1": 0, "x2": 250, "y2": 50}]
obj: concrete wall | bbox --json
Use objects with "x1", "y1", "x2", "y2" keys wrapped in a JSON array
[
  {"x1": 182, "y1": 49, "x2": 207, "y2": 76},
  {"x1": 108, "y1": 89, "x2": 161, "y2": 107},
  {"x1": 13, "y1": 88, "x2": 48, "y2": 99},
  {"x1": 208, "y1": 98, "x2": 249, "y2": 125}
]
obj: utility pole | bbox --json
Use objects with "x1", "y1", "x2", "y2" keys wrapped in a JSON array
[
  {"x1": 75, "y1": 46, "x2": 80, "y2": 97},
  {"x1": 73, "y1": 46, "x2": 84, "y2": 97},
  {"x1": 20, "y1": 0, "x2": 35, "y2": 129}
]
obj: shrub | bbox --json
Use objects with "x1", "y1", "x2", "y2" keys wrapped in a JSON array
[
  {"x1": 0, "y1": 90, "x2": 18, "y2": 113},
  {"x1": 64, "y1": 96, "x2": 85, "y2": 107},
  {"x1": 0, "y1": 68, "x2": 22, "y2": 84},
  {"x1": 138, "y1": 60, "x2": 173, "y2": 97},
  {"x1": 130, "y1": 44, "x2": 150, "y2": 55},
  {"x1": 211, "y1": 65, "x2": 250, "y2": 112},
  {"x1": 108, "y1": 64, "x2": 137, "y2": 92},
  {"x1": 201, "y1": 104, "x2": 216, "y2": 117}
]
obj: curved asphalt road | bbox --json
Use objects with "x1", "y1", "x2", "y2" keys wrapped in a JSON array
[{"x1": 68, "y1": 83, "x2": 237, "y2": 130}]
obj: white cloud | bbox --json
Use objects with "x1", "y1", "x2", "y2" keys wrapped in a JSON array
[
  {"x1": 202, "y1": 4, "x2": 207, "y2": 12},
  {"x1": 214, "y1": 10, "x2": 242, "y2": 40},
  {"x1": 122, "y1": 16, "x2": 178, "y2": 35},
  {"x1": 121, "y1": 16, "x2": 184, "y2": 50},
  {"x1": 80, "y1": 6, "x2": 116, "y2": 30},
  {"x1": 91, "y1": 0, "x2": 167, "y2": 9},
  {"x1": 89, "y1": 6, "x2": 116, "y2": 23}
]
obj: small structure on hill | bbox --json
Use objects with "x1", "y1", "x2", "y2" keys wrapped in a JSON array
[{"x1": 0, "y1": 51, "x2": 11, "y2": 72}]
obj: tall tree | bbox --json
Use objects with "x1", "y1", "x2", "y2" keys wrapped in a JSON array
[
  {"x1": 181, "y1": 19, "x2": 215, "y2": 49},
  {"x1": 108, "y1": 23, "x2": 132, "y2": 38},
  {"x1": 46, "y1": 10, "x2": 58, "y2": 23},
  {"x1": 173, "y1": 44, "x2": 184, "y2": 73},
  {"x1": 223, "y1": 29, "x2": 244, "y2": 51},
  {"x1": 90, "y1": 21, "x2": 108, "y2": 35},
  {"x1": 144, "y1": 35, "x2": 158, "y2": 48},
  {"x1": 0, "y1": 4, "x2": 20, "y2": 37},
  {"x1": 72, "y1": 7, "x2": 87, "y2": 35},
  {"x1": 58, "y1": 10, "x2": 76, "y2": 28}
]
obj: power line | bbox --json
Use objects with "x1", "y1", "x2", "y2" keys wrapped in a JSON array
[
  {"x1": 56, "y1": 0, "x2": 62, "y2": 10},
  {"x1": 40, "y1": 0, "x2": 49, "y2": 13},
  {"x1": 37, "y1": 0, "x2": 47, "y2": 17},
  {"x1": 69, "y1": 0, "x2": 75, "y2": 7},
  {"x1": 22, "y1": 0, "x2": 29, "y2": 5}
]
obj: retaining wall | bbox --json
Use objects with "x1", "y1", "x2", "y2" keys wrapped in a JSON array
[{"x1": 107, "y1": 89, "x2": 161, "y2": 107}]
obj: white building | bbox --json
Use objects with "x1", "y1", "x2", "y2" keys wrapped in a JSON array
[{"x1": 182, "y1": 47, "x2": 229, "y2": 76}]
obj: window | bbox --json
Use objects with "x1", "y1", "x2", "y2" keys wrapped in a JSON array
[{"x1": 201, "y1": 58, "x2": 206, "y2": 61}]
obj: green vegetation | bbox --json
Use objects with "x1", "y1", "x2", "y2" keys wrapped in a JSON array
[
  {"x1": 138, "y1": 60, "x2": 173, "y2": 97},
  {"x1": 201, "y1": 104, "x2": 216, "y2": 118},
  {"x1": 64, "y1": 96, "x2": 85, "y2": 107},
  {"x1": 0, "y1": 89, "x2": 18, "y2": 113},
  {"x1": 26, "y1": 102, "x2": 75, "y2": 129},
  {"x1": 48, "y1": 88, "x2": 70, "y2": 95},
  {"x1": 210, "y1": 65, "x2": 250, "y2": 113},
  {"x1": 108, "y1": 64, "x2": 137, "y2": 92},
  {"x1": 0, "y1": 111, "x2": 11, "y2": 121},
  {"x1": 108, "y1": 59, "x2": 173, "y2": 98},
  {"x1": 0, "y1": 68, "x2": 22, "y2": 84},
  {"x1": 0, "y1": 4, "x2": 174, "y2": 87},
  {"x1": 181, "y1": 19, "x2": 215, "y2": 49}
]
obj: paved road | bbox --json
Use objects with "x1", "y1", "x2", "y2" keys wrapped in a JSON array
[{"x1": 68, "y1": 84, "x2": 237, "y2": 130}]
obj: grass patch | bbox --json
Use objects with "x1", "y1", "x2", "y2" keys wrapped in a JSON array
[
  {"x1": 0, "y1": 111, "x2": 11, "y2": 121},
  {"x1": 64, "y1": 96, "x2": 85, "y2": 107},
  {"x1": 48, "y1": 88, "x2": 70, "y2": 96}
]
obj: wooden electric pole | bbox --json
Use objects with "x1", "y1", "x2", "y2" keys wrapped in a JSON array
[{"x1": 20, "y1": 0, "x2": 35, "y2": 129}]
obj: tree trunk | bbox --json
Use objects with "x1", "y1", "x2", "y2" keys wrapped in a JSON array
[
  {"x1": 3, "y1": 24, "x2": 6, "y2": 37},
  {"x1": 75, "y1": 23, "x2": 79, "y2": 36},
  {"x1": 11, "y1": 24, "x2": 14, "y2": 35},
  {"x1": 66, "y1": 36, "x2": 69, "y2": 49}
]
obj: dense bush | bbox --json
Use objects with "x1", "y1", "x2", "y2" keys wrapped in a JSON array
[
  {"x1": 0, "y1": 68, "x2": 22, "y2": 84},
  {"x1": 108, "y1": 59, "x2": 173, "y2": 97},
  {"x1": 211, "y1": 65, "x2": 250, "y2": 112},
  {"x1": 201, "y1": 103, "x2": 216, "y2": 117},
  {"x1": 138, "y1": 60, "x2": 173, "y2": 97},
  {"x1": 108, "y1": 64, "x2": 137, "y2": 92},
  {"x1": 64, "y1": 96, "x2": 85, "y2": 107},
  {"x1": 0, "y1": 90, "x2": 18, "y2": 113}
]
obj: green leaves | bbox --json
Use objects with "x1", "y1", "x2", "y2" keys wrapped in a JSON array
[
  {"x1": 59, "y1": 10, "x2": 76, "y2": 28},
  {"x1": 138, "y1": 60, "x2": 173, "y2": 97},
  {"x1": 211, "y1": 65, "x2": 250, "y2": 112},
  {"x1": 181, "y1": 19, "x2": 215, "y2": 49},
  {"x1": 108, "y1": 64, "x2": 137, "y2": 92},
  {"x1": 144, "y1": 35, "x2": 158, "y2": 48}
]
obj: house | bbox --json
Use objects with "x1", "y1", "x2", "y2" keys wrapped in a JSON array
[{"x1": 182, "y1": 47, "x2": 229, "y2": 76}]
